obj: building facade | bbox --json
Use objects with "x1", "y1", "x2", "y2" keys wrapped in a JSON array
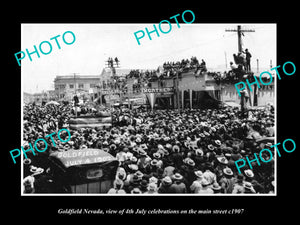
[{"x1": 54, "y1": 75, "x2": 100, "y2": 101}]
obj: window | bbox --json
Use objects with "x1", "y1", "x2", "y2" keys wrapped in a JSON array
[
  {"x1": 69, "y1": 84, "x2": 74, "y2": 89},
  {"x1": 90, "y1": 83, "x2": 96, "y2": 88},
  {"x1": 78, "y1": 84, "x2": 84, "y2": 89},
  {"x1": 59, "y1": 84, "x2": 66, "y2": 89}
]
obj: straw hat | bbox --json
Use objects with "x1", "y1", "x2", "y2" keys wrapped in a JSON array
[
  {"x1": 153, "y1": 152, "x2": 161, "y2": 159},
  {"x1": 223, "y1": 167, "x2": 233, "y2": 176},
  {"x1": 172, "y1": 145, "x2": 180, "y2": 152},
  {"x1": 217, "y1": 156, "x2": 228, "y2": 165},
  {"x1": 172, "y1": 173, "x2": 183, "y2": 180},
  {"x1": 162, "y1": 176, "x2": 172, "y2": 185},
  {"x1": 208, "y1": 144, "x2": 215, "y2": 151},
  {"x1": 194, "y1": 170, "x2": 203, "y2": 178},
  {"x1": 128, "y1": 164, "x2": 138, "y2": 171},
  {"x1": 244, "y1": 169, "x2": 254, "y2": 178},
  {"x1": 214, "y1": 140, "x2": 221, "y2": 146},
  {"x1": 195, "y1": 148, "x2": 204, "y2": 156},
  {"x1": 131, "y1": 188, "x2": 142, "y2": 194},
  {"x1": 211, "y1": 182, "x2": 222, "y2": 191}
]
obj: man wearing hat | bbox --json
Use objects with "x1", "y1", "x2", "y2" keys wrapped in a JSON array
[
  {"x1": 244, "y1": 169, "x2": 264, "y2": 193},
  {"x1": 190, "y1": 171, "x2": 203, "y2": 193},
  {"x1": 158, "y1": 176, "x2": 173, "y2": 194},
  {"x1": 131, "y1": 188, "x2": 142, "y2": 194},
  {"x1": 116, "y1": 147, "x2": 127, "y2": 164},
  {"x1": 219, "y1": 167, "x2": 235, "y2": 194},
  {"x1": 232, "y1": 174, "x2": 245, "y2": 194},
  {"x1": 145, "y1": 182, "x2": 158, "y2": 194},
  {"x1": 203, "y1": 166, "x2": 217, "y2": 188},
  {"x1": 170, "y1": 146, "x2": 183, "y2": 169},
  {"x1": 140, "y1": 179, "x2": 149, "y2": 193},
  {"x1": 137, "y1": 149, "x2": 151, "y2": 173},
  {"x1": 170, "y1": 173, "x2": 187, "y2": 193},
  {"x1": 197, "y1": 179, "x2": 214, "y2": 194},
  {"x1": 162, "y1": 162, "x2": 175, "y2": 178},
  {"x1": 125, "y1": 173, "x2": 141, "y2": 193},
  {"x1": 244, "y1": 182, "x2": 256, "y2": 194},
  {"x1": 108, "y1": 179, "x2": 126, "y2": 194},
  {"x1": 211, "y1": 182, "x2": 222, "y2": 193}
]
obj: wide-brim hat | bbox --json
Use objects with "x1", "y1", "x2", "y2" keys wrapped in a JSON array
[
  {"x1": 211, "y1": 182, "x2": 222, "y2": 191},
  {"x1": 128, "y1": 164, "x2": 138, "y2": 171},
  {"x1": 208, "y1": 144, "x2": 215, "y2": 151},
  {"x1": 163, "y1": 149, "x2": 170, "y2": 156},
  {"x1": 132, "y1": 146, "x2": 139, "y2": 152},
  {"x1": 194, "y1": 170, "x2": 203, "y2": 178},
  {"x1": 244, "y1": 182, "x2": 253, "y2": 190},
  {"x1": 210, "y1": 127, "x2": 217, "y2": 133},
  {"x1": 172, "y1": 145, "x2": 180, "y2": 152},
  {"x1": 153, "y1": 152, "x2": 161, "y2": 159},
  {"x1": 162, "y1": 176, "x2": 172, "y2": 185},
  {"x1": 214, "y1": 140, "x2": 221, "y2": 146},
  {"x1": 195, "y1": 148, "x2": 204, "y2": 156},
  {"x1": 30, "y1": 167, "x2": 44, "y2": 176},
  {"x1": 165, "y1": 143, "x2": 172, "y2": 149},
  {"x1": 172, "y1": 173, "x2": 183, "y2": 180},
  {"x1": 150, "y1": 159, "x2": 158, "y2": 166},
  {"x1": 138, "y1": 149, "x2": 147, "y2": 156},
  {"x1": 131, "y1": 156, "x2": 138, "y2": 163},
  {"x1": 140, "y1": 143, "x2": 148, "y2": 150},
  {"x1": 110, "y1": 144, "x2": 117, "y2": 150},
  {"x1": 23, "y1": 158, "x2": 32, "y2": 165},
  {"x1": 149, "y1": 176, "x2": 158, "y2": 184},
  {"x1": 204, "y1": 131, "x2": 210, "y2": 137},
  {"x1": 184, "y1": 141, "x2": 190, "y2": 148},
  {"x1": 131, "y1": 188, "x2": 142, "y2": 194},
  {"x1": 114, "y1": 179, "x2": 124, "y2": 189},
  {"x1": 102, "y1": 147, "x2": 109, "y2": 152},
  {"x1": 223, "y1": 167, "x2": 233, "y2": 176},
  {"x1": 80, "y1": 144, "x2": 88, "y2": 149},
  {"x1": 217, "y1": 156, "x2": 228, "y2": 165},
  {"x1": 134, "y1": 171, "x2": 144, "y2": 179},
  {"x1": 157, "y1": 144, "x2": 165, "y2": 150},
  {"x1": 148, "y1": 183, "x2": 158, "y2": 191},
  {"x1": 244, "y1": 169, "x2": 254, "y2": 178},
  {"x1": 187, "y1": 159, "x2": 195, "y2": 167},
  {"x1": 199, "y1": 133, "x2": 205, "y2": 138}
]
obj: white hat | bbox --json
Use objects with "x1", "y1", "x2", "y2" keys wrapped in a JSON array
[{"x1": 244, "y1": 169, "x2": 254, "y2": 178}]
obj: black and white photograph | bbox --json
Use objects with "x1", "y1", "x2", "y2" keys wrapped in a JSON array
[
  {"x1": 21, "y1": 23, "x2": 276, "y2": 195},
  {"x1": 4, "y1": 3, "x2": 298, "y2": 220}
]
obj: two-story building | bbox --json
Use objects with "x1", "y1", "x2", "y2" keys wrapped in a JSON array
[{"x1": 54, "y1": 75, "x2": 100, "y2": 101}]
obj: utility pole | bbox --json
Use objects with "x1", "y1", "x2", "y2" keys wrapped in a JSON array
[
  {"x1": 105, "y1": 57, "x2": 120, "y2": 108},
  {"x1": 170, "y1": 64, "x2": 181, "y2": 110},
  {"x1": 226, "y1": 25, "x2": 255, "y2": 108},
  {"x1": 73, "y1": 73, "x2": 78, "y2": 117},
  {"x1": 225, "y1": 25, "x2": 255, "y2": 53}
]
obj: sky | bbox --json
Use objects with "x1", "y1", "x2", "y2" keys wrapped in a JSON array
[{"x1": 21, "y1": 23, "x2": 276, "y2": 93}]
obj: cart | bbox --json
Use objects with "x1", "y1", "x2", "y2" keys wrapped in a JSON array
[{"x1": 48, "y1": 148, "x2": 118, "y2": 194}]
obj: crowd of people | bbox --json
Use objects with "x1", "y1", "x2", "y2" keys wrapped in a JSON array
[
  {"x1": 209, "y1": 48, "x2": 254, "y2": 84},
  {"x1": 23, "y1": 101, "x2": 275, "y2": 194}
]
